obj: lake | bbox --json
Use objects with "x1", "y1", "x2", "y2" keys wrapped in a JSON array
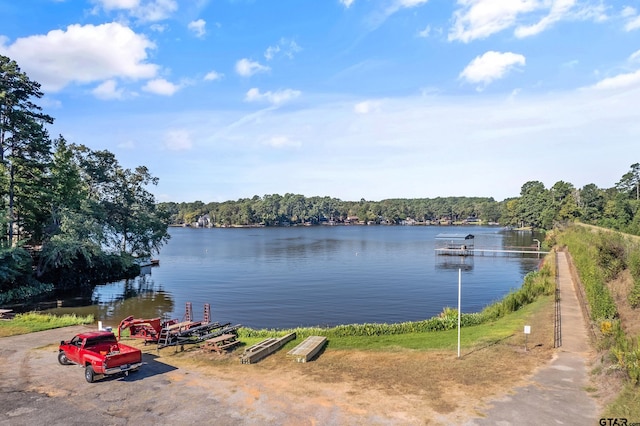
[{"x1": 44, "y1": 225, "x2": 544, "y2": 330}]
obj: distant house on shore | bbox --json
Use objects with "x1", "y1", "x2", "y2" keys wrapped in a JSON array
[
  {"x1": 345, "y1": 216, "x2": 360, "y2": 224},
  {"x1": 196, "y1": 214, "x2": 211, "y2": 228},
  {"x1": 400, "y1": 217, "x2": 417, "y2": 226}
]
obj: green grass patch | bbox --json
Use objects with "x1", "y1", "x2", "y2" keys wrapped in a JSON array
[
  {"x1": 602, "y1": 382, "x2": 640, "y2": 420},
  {"x1": 237, "y1": 295, "x2": 552, "y2": 352},
  {"x1": 0, "y1": 312, "x2": 94, "y2": 337}
]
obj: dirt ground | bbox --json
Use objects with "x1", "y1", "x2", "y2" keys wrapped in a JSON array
[{"x1": 0, "y1": 298, "x2": 557, "y2": 426}]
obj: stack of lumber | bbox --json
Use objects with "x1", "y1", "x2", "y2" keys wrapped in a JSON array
[
  {"x1": 239, "y1": 332, "x2": 296, "y2": 364},
  {"x1": 286, "y1": 336, "x2": 327, "y2": 363}
]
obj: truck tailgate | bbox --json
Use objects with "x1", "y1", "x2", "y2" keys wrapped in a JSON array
[{"x1": 104, "y1": 345, "x2": 142, "y2": 370}]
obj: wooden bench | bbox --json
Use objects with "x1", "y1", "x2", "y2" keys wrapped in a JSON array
[
  {"x1": 286, "y1": 336, "x2": 327, "y2": 363},
  {"x1": 203, "y1": 334, "x2": 240, "y2": 353}
]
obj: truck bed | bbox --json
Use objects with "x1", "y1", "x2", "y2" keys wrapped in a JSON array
[{"x1": 85, "y1": 343, "x2": 141, "y2": 371}]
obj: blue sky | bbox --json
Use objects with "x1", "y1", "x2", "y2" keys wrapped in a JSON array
[{"x1": 1, "y1": 0, "x2": 639, "y2": 203}]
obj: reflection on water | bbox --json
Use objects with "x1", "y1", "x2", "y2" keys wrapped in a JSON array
[
  {"x1": 436, "y1": 256, "x2": 474, "y2": 271},
  {"x1": 45, "y1": 275, "x2": 175, "y2": 323}
]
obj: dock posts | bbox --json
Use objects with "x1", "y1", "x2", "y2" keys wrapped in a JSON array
[
  {"x1": 185, "y1": 302, "x2": 193, "y2": 322},
  {"x1": 204, "y1": 303, "x2": 211, "y2": 324}
]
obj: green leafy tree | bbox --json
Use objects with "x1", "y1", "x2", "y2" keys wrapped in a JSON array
[
  {"x1": 518, "y1": 181, "x2": 550, "y2": 229},
  {"x1": 602, "y1": 193, "x2": 633, "y2": 230},
  {"x1": 616, "y1": 163, "x2": 640, "y2": 200},
  {"x1": 579, "y1": 183, "x2": 605, "y2": 222},
  {"x1": 0, "y1": 55, "x2": 54, "y2": 245}
]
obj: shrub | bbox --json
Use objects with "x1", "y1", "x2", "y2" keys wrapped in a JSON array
[{"x1": 596, "y1": 234, "x2": 627, "y2": 281}]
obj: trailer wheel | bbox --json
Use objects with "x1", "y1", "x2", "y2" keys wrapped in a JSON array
[
  {"x1": 85, "y1": 366, "x2": 95, "y2": 383},
  {"x1": 57, "y1": 351, "x2": 72, "y2": 365}
]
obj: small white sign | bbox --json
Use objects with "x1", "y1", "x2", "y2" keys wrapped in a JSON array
[{"x1": 524, "y1": 325, "x2": 531, "y2": 334}]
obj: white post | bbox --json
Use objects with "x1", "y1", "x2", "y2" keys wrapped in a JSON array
[
  {"x1": 524, "y1": 325, "x2": 531, "y2": 351},
  {"x1": 98, "y1": 321, "x2": 103, "y2": 331},
  {"x1": 457, "y1": 268, "x2": 461, "y2": 359}
]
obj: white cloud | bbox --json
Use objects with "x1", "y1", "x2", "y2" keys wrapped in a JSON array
[
  {"x1": 354, "y1": 100, "x2": 382, "y2": 114},
  {"x1": 188, "y1": 19, "x2": 206, "y2": 38},
  {"x1": 340, "y1": 0, "x2": 355, "y2": 7},
  {"x1": 143, "y1": 78, "x2": 180, "y2": 95},
  {"x1": 264, "y1": 45, "x2": 280, "y2": 60},
  {"x1": 264, "y1": 136, "x2": 302, "y2": 148},
  {"x1": 449, "y1": 0, "x2": 602, "y2": 42},
  {"x1": 626, "y1": 16, "x2": 640, "y2": 31},
  {"x1": 244, "y1": 88, "x2": 301, "y2": 105},
  {"x1": 95, "y1": 0, "x2": 140, "y2": 10},
  {"x1": 460, "y1": 51, "x2": 526, "y2": 86},
  {"x1": 590, "y1": 70, "x2": 640, "y2": 90},
  {"x1": 588, "y1": 49, "x2": 640, "y2": 90},
  {"x1": 164, "y1": 129, "x2": 192, "y2": 151},
  {"x1": 235, "y1": 58, "x2": 270, "y2": 77},
  {"x1": 621, "y1": 6, "x2": 635, "y2": 18},
  {"x1": 515, "y1": 0, "x2": 576, "y2": 38},
  {"x1": 623, "y1": 7, "x2": 640, "y2": 31},
  {"x1": 365, "y1": 0, "x2": 430, "y2": 29},
  {"x1": 0, "y1": 23, "x2": 158, "y2": 92},
  {"x1": 92, "y1": 79, "x2": 125, "y2": 100},
  {"x1": 204, "y1": 70, "x2": 223, "y2": 81},
  {"x1": 149, "y1": 23, "x2": 167, "y2": 32},
  {"x1": 449, "y1": 0, "x2": 538, "y2": 43},
  {"x1": 397, "y1": 0, "x2": 429, "y2": 7},
  {"x1": 93, "y1": 0, "x2": 178, "y2": 22},
  {"x1": 417, "y1": 25, "x2": 431, "y2": 37},
  {"x1": 264, "y1": 38, "x2": 302, "y2": 60}
]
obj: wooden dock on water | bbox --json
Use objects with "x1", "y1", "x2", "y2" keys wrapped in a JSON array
[
  {"x1": 435, "y1": 248, "x2": 549, "y2": 257},
  {"x1": 287, "y1": 336, "x2": 327, "y2": 363}
]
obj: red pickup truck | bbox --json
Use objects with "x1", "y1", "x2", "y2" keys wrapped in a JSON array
[{"x1": 58, "y1": 331, "x2": 143, "y2": 383}]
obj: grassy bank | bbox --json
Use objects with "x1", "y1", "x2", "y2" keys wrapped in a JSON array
[
  {"x1": 555, "y1": 224, "x2": 640, "y2": 419},
  {"x1": 0, "y1": 312, "x2": 94, "y2": 337}
]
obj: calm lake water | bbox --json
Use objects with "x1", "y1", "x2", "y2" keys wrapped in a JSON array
[{"x1": 44, "y1": 226, "x2": 544, "y2": 330}]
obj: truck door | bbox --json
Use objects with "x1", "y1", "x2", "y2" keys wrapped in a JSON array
[{"x1": 65, "y1": 336, "x2": 83, "y2": 363}]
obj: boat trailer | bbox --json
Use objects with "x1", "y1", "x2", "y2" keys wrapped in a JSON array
[
  {"x1": 118, "y1": 303, "x2": 241, "y2": 352},
  {"x1": 157, "y1": 322, "x2": 242, "y2": 351},
  {"x1": 117, "y1": 316, "x2": 178, "y2": 344}
]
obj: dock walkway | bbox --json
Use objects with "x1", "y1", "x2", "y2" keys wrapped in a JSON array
[{"x1": 436, "y1": 248, "x2": 549, "y2": 256}]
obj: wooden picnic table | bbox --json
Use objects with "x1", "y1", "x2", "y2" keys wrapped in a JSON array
[{"x1": 202, "y1": 333, "x2": 240, "y2": 353}]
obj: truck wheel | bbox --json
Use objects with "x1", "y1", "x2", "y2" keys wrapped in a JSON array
[
  {"x1": 85, "y1": 366, "x2": 95, "y2": 383},
  {"x1": 57, "y1": 351, "x2": 72, "y2": 365}
]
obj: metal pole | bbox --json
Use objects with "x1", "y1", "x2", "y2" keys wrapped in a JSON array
[{"x1": 457, "y1": 268, "x2": 461, "y2": 359}]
